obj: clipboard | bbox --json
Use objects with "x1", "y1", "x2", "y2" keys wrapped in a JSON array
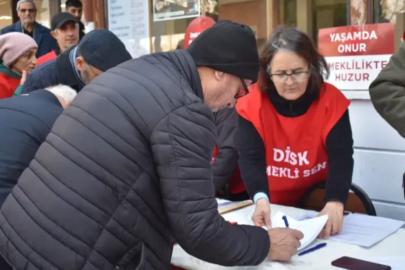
[{"x1": 218, "y1": 200, "x2": 254, "y2": 215}]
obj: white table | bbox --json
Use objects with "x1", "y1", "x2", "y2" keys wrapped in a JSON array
[{"x1": 171, "y1": 204, "x2": 405, "y2": 270}]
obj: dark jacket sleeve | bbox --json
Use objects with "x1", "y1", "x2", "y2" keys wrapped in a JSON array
[
  {"x1": 212, "y1": 108, "x2": 239, "y2": 194},
  {"x1": 369, "y1": 42, "x2": 405, "y2": 138},
  {"x1": 324, "y1": 109, "x2": 354, "y2": 204},
  {"x1": 237, "y1": 115, "x2": 270, "y2": 199},
  {"x1": 150, "y1": 103, "x2": 269, "y2": 266},
  {"x1": 0, "y1": 25, "x2": 12, "y2": 35}
]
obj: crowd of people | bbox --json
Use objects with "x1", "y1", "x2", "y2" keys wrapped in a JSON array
[{"x1": 0, "y1": 0, "x2": 403, "y2": 269}]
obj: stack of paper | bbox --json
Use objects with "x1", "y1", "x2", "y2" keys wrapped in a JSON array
[
  {"x1": 328, "y1": 214, "x2": 404, "y2": 247},
  {"x1": 271, "y1": 211, "x2": 329, "y2": 251}
]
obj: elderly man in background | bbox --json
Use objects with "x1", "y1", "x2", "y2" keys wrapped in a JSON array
[
  {"x1": 1, "y1": 0, "x2": 56, "y2": 57},
  {"x1": 0, "y1": 84, "x2": 77, "y2": 270},
  {"x1": 36, "y1": 12, "x2": 80, "y2": 66},
  {"x1": 22, "y1": 29, "x2": 131, "y2": 93}
]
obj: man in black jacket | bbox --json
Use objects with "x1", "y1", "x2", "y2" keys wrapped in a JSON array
[
  {"x1": 0, "y1": 21, "x2": 303, "y2": 270},
  {"x1": 21, "y1": 29, "x2": 131, "y2": 93},
  {"x1": 0, "y1": 84, "x2": 77, "y2": 270}
]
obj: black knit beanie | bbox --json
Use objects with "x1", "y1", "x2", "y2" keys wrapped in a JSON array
[
  {"x1": 187, "y1": 20, "x2": 259, "y2": 82},
  {"x1": 77, "y1": 30, "x2": 132, "y2": 72}
]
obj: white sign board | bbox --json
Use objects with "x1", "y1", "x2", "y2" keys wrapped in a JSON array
[
  {"x1": 318, "y1": 23, "x2": 395, "y2": 99},
  {"x1": 107, "y1": 0, "x2": 150, "y2": 58}
]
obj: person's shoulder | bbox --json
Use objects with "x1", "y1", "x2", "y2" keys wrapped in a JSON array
[
  {"x1": 236, "y1": 83, "x2": 263, "y2": 108},
  {"x1": 0, "y1": 74, "x2": 12, "y2": 98},
  {"x1": 36, "y1": 51, "x2": 57, "y2": 67},
  {"x1": 0, "y1": 22, "x2": 17, "y2": 34},
  {"x1": 35, "y1": 22, "x2": 51, "y2": 32},
  {"x1": 103, "y1": 54, "x2": 188, "y2": 100},
  {"x1": 321, "y1": 82, "x2": 348, "y2": 101},
  {"x1": 33, "y1": 58, "x2": 57, "y2": 74},
  {"x1": 319, "y1": 82, "x2": 350, "y2": 112},
  {"x1": 2, "y1": 90, "x2": 62, "y2": 118}
]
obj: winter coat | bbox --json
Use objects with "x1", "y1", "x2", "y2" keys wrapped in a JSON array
[{"x1": 0, "y1": 50, "x2": 269, "y2": 270}]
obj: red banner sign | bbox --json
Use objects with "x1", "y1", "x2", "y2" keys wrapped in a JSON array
[
  {"x1": 184, "y1": 16, "x2": 216, "y2": 49},
  {"x1": 318, "y1": 23, "x2": 395, "y2": 90}
]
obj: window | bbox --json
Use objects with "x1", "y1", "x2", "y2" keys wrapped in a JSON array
[
  {"x1": 151, "y1": 0, "x2": 267, "y2": 52},
  {"x1": 312, "y1": 0, "x2": 348, "y2": 45},
  {"x1": 33, "y1": 0, "x2": 51, "y2": 28},
  {"x1": 374, "y1": 0, "x2": 405, "y2": 23},
  {"x1": 280, "y1": 0, "x2": 297, "y2": 27}
]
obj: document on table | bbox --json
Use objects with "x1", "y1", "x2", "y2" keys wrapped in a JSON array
[
  {"x1": 328, "y1": 214, "x2": 405, "y2": 247},
  {"x1": 272, "y1": 211, "x2": 328, "y2": 251}
]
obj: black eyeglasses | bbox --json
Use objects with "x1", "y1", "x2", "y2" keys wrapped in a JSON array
[
  {"x1": 235, "y1": 78, "x2": 249, "y2": 99},
  {"x1": 270, "y1": 71, "x2": 310, "y2": 83}
]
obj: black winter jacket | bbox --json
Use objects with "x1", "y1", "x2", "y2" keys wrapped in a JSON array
[
  {"x1": 0, "y1": 90, "x2": 63, "y2": 270},
  {"x1": 0, "y1": 90, "x2": 63, "y2": 206},
  {"x1": 0, "y1": 50, "x2": 269, "y2": 270},
  {"x1": 212, "y1": 108, "x2": 239, "y2": 194}
]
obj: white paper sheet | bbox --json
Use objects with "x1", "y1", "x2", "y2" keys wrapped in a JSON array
[
  {"x1": 216, "y1": 199, "x2": 250, "y2": 209},
  {"x1": 216, "y1": 198, "x2": 231, "y2": 206},
  {"x1": 272, "y1": 211, "x2": 328, "y2": 251},
  {"x1": 328, "y1": 214, "x2": 405, "y2": 248}
]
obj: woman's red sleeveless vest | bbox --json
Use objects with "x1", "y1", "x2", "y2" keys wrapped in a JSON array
[{"x1": 236, "y1": 83, "x2": 350, "y2": 206}]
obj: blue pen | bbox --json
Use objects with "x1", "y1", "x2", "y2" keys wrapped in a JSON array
[
  {"x1": 298, "y1": 243, "x2": 327, "y2": 256},
  {"x1": 282, "y1": 215, "x2": 289, "y2": 228}
]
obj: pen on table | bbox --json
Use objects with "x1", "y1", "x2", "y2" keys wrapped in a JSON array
[
  {"x1": 298, "y1": 243, "x2": 327, "y2": 256},
  {"x1": 282, "y1": 215, "x2": 289, "y2": 228}
]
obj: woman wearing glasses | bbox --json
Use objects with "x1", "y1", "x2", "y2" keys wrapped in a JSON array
[{"x1": 235, "y1": 26, "x2": 354, "y2": 239}]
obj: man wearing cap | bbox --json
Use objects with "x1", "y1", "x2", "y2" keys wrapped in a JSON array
[
  {"x1": 0, "y1": 20, "x2": 303, "y2": 270},
  {"x1": 36, "y1": 12, "x2": 79, "y2": 67},
  {"x1": 21, "y1": 29, "x2": 131, "y2": 93}
]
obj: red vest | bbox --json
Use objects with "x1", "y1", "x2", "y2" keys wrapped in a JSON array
[
  {"x1": 36, "y1": 50, "x2": 57, "y2": 67},
  {"x1": 0, "y1": 72, "x2": 20, "y2": 99},
  {"x1": 236, "y1": 83, "x2": 350, "y2": 206},
  {"x1": 212, "y1": 146, "x2": 246, "y2": 194}
]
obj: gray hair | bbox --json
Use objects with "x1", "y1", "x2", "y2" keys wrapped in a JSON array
[
  {"x1": 46, "y1": 84, "x2": 77, "y2": 103},
  {"x1": 16, "y1": 0, "x2": 36, "y2": 11}
]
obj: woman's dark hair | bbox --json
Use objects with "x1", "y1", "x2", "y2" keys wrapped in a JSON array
[{"x1": 258, "y1": 26, "x2": 329, "y2": 94}]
